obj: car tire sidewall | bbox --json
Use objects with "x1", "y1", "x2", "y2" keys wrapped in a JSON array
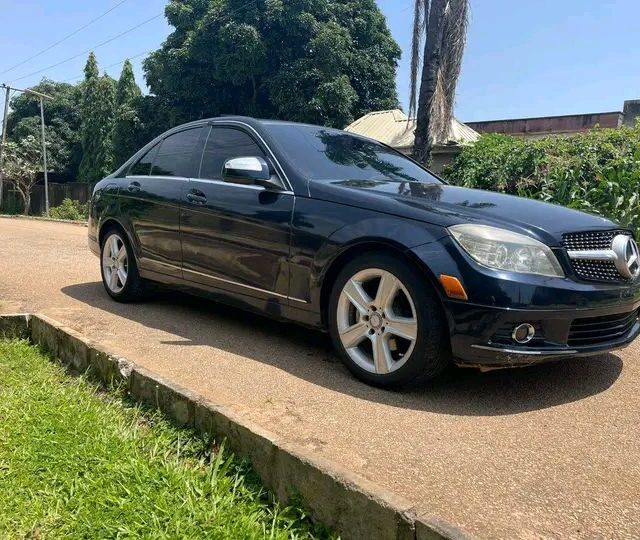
[
  {"x1": 328, "y1": 252, "x2": 450, "y2": 388},
  {"x1": 100, "y1": 228, "x2": 142, "y2": 302}
]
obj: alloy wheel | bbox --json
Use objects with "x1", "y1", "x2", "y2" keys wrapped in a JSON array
[
  {"x1": 337, "y1": 268, "x2": 418, "y2": 375},
  {"x1": 102, "y1": 233, "x2": 128, "y2": 294}
]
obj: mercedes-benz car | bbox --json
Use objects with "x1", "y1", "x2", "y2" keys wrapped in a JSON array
[{"x1": 88, "y1": 116, "x2": 640, "y2": 387}]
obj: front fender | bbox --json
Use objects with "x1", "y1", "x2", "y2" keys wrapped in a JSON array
[{"x1": 308, "y1": 217, "x2": 448, "y2": 311}]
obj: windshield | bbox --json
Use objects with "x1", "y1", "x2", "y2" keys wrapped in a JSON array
[{"x1": 263, "y1": 123, "x2": 442, "y2": 184}]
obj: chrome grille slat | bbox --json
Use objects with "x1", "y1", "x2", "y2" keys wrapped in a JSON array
[
  {"x1": 563, "y1": 230, "x2": 628, "y2": 251},
  {"x1": 563, "y1": 230, "x2": 633, "y2": 282}
]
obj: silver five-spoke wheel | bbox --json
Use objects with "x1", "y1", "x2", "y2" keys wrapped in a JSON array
[
  {"x1": 337, "y1": 268, "x2": 418, "y2": 375},
  {"x1": 102, "y1": 233, "x2": 128, "y2": 294}
]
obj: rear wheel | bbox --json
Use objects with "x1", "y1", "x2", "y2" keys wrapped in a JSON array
[
  {"x1": 100, "y1": 228, "x2": 148, "y2": 302},
  {"x1": 328, "y1": 252, "x2": 450, "y2": 388}
]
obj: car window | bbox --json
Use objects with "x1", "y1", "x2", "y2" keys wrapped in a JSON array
[
  {"x1": 199, "y1": 127, "x2": 266, "y2": 180},
  {"x1": 151, "y1": 127, "x2": 203, "y2": 177},
  {"x1": 128, "y1": 143, "x2": 159, "y2": 176},
  {"x1": 263, "y1": 123, "x2": 441, "y2": 184}
]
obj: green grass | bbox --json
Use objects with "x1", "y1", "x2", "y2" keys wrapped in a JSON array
[{"x1": 0, "y1": 339, "x2": 331, "y2": 540}]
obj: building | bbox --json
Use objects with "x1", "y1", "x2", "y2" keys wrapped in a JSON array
[
  {"x1": 344, "y1": 109, "x2": 480, "y2": 173},
  {"x1": 466, "y1": 99, "x2": 640, "y2": 139}
]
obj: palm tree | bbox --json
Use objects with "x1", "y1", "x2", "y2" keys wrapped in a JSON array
[{"x1": 409, "y1": 0, "x2": 469, "y2": 164}]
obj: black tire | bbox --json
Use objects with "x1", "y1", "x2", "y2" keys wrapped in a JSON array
[
  {"x1": 328, "y1": 252, "x2": 451, "y2": 388},
  {"x1": 100, "y1": 226, "x2": 149, "y2": 302}
]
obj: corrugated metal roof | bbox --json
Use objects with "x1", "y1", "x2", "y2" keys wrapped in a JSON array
[{"x1": 344, "y1": 109, "x2": 479, "y2": 149}]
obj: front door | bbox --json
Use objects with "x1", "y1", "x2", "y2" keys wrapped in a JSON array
[{"x1": 180, "y1": 125, "x2": 294, "y2": 301}]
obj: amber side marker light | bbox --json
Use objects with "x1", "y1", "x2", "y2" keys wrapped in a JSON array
[{"x1": 439, "y1": 274, "x2": 469, "y2": 301}]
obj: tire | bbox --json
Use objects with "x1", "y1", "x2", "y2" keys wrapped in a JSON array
[
  {"x1": 100, "y1": 227, "x2": 149, "y2": 302},
  {"x1": 328, "y1": 252, "x2": 450, "y2": 388}
]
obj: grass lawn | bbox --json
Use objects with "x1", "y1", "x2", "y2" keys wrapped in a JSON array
[{"x1": 0, "y1": 339, "x2": 330, "y2": 539}]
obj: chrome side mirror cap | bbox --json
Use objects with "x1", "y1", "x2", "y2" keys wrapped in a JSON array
[{"x1": 223, "y1": 156, "x2": 275, "y2": 186}]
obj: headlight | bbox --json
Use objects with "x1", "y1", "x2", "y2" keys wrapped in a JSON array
[{"x1": 449, "y1": 224, "x2": 564, "y2": 278}]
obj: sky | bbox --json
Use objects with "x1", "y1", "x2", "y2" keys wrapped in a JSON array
[{"x1": 0, "y1": 0, "x2": 639, "y2": 122}]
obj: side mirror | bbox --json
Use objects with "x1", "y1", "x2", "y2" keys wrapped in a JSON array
[{"x1": 222, "y1": 156, "x2": 283, "y2": 190}]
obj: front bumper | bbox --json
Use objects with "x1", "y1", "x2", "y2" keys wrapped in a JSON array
[
  {"x1": 411, "y1": 237, "x2": 640, "y2": 368},
  {"x1": 448, "y1": 300, "x2": 640, "y2": 368}
]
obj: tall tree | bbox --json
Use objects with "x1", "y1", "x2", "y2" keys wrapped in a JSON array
[
  {"x1": 409, "y1": 0, "x2": 468, "y2": 164},
  {"x1": 144, "y1": 0, "x2": 401, "y2": 128},
  {"x1": 79, "y1": 53, "x2": 115, "y2": 182},
  {"x1": 113, "y1": 60, "x2": 142, "y2": 167}
]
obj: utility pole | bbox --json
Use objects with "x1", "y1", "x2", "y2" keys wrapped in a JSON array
[
  {"x1": 0, "y1": 85, "x2": 10, "y2": 211},
  {"x1": 0, "y1": 84, "x2": 53, "y2": 214},
  {"x1": 39, "y1": 97, "x2": 49, "y2": 215}
]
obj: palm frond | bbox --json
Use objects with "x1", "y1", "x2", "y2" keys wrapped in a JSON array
[
  {"x1": 408, "y1": 0, "x2": 429, "y2": 120},
  {"x1": 429, "y1": 0, "x2": 468, "y2": 143}
]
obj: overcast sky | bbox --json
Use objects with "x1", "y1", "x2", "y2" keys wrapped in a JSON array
[{"x1": 1, "y1": 0, "x2": 639, "y2": 122}]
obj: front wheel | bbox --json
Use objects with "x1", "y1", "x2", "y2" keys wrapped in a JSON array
[{"x1": 328, "y1": 253, "x2": 450, "y2": 388}]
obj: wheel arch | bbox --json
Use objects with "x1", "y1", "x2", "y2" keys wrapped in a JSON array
[
  {"x1": 98, "y1": 217, "x2": 127, "y2": 247},
  {"x1": 319, "y1": 240, "x2": 447, "y2": 328},
  {"x1": 97, "y1": 217, "x2": 141, "y2": 266}
]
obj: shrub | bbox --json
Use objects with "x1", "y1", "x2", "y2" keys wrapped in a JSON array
[
  {"x1": 444, "y1": 126, "x2": 640, "y2": 234},
  {"x1": 48, "y1": 198, "x2": 88, "y2": 221}
]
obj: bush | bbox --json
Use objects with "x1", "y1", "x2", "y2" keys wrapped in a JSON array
[
  {"x1": 444, "y1": 126, "x2": 640, "y2": 234},
  {"x1": 48, "y1": 198, "x2": 88, "y2": 221}
]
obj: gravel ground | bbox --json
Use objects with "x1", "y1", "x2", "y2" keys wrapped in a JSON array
[{"x1": 1, "y1": 217, "x2": 639, "y2": 539}]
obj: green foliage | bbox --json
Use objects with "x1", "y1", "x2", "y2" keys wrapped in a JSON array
[
  {"x1": 79, "y1": 53, "x2": 116, "y2": 183},
  {"x1": 113, "y1": 60, "x2": 143, "y2": 167},
  {"x1": 444, "y1": 127, "x2": 640, "y2": 234},
  {"x1": 7, "y1": 79, "x2": 82, "y2": 179},
  {"x1": 1, "y1": 136, "x2": 42, "y2": 214},
  {"x1": 0, "y1": 339, "x2": 333, "y2": 539},
  {"x1": 48, "y1": 198, "x2": 88, "y2": 221},
  {"x1": 144, "y1": 0, "x2": 401, "y2": 128}
]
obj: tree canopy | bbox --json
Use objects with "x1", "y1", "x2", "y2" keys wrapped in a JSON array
[
  {"x1": 2, "y1": 0, "x2": 403, "y2": 192},
  {"x1": 7, "y1": 79, "x2": 82, "y2": 179},
  {"x1": 144, "y1": 0, "x2": 401, "y2": 128}
]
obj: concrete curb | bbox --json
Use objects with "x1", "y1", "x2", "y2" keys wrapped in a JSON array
[
  {"x1": 0, "y1": 214, "x2": 88, "y2": 226},
  {"x1": 0, "y1": 313, "x2": 466, "y2": 540}
]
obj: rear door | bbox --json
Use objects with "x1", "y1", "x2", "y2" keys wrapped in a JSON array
[
  {"x1": 180, "y1": 125, "x2": 294, "y2": 301},
  {"x1": 121, "y1": 126, "x2": 204, "y2": 278}
]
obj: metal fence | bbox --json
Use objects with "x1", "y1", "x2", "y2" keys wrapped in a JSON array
[{"x1": 1, "y1": 182, "x2": 92, "y2": 215}]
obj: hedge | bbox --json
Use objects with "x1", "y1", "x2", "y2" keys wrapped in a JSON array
[{"x1": 443, "y1": 125, "x2": 640, "y2": 235}]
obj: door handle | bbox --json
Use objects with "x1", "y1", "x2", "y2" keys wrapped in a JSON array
[
  {"x1": 186, "y1": 190, "x2": 207, "y2": 205},
  {"x1": 127, "y1": 181, "x2": 141, "y2": 193}
]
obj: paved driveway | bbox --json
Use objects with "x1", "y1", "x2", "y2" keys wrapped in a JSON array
[{"x1": 1, "y1": 217, "x2": 638, "y2": 539}]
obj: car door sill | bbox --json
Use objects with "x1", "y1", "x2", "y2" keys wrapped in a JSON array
[{"x1": 150, "y1": 260, "x2": 307, "y2": 303}]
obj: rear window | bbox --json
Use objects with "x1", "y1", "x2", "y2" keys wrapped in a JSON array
[
  {"x1": 263, "y1": 124, "x2": 441, "y2": 184},
  {"x1": 128, "y1": 143, "x2": 158, "y2": 176},
  {"x1": 151, "y1": 127, "x2": 203, "y2": 177}
]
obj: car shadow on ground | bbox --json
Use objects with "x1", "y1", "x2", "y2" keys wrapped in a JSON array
[{"x1": 62, "y1": 282, "x2": 623, "y2": 417}]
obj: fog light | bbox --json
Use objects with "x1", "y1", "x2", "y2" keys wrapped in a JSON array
[{"x1": 512, "y1": 323, "x2": 535, "y2": 344}]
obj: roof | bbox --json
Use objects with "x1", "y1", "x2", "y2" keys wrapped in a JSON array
[{"x1": 344, "y1": 109, "x2": 480, "y2": 149}]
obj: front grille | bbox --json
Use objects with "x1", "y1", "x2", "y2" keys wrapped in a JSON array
[
  {"x1": 571, "y1": 260, "x2": 624, "y2": 282},
  {"x1": 562, "y1": 230, "x2": 628, "y2": 251},
  {"x1": 568, "y1": 309, "x2": 639, "y2": 347},
  {"x1": 563, "y1": 230, "x2": 633, "y2": 282}
]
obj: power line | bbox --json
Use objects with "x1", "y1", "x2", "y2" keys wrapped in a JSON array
[
  {"x1": 0, "y1": 0, "x2": 130, "y2": 76},
  {"x1": 62, "y1": 50, "x2": 150, "y2": 83},
  {"x1": 9, "y1": 13, "x2": 163, "y2": 84},
  {"x1": 10, "y1": 0, "x2": 258, "y2": 87}
]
